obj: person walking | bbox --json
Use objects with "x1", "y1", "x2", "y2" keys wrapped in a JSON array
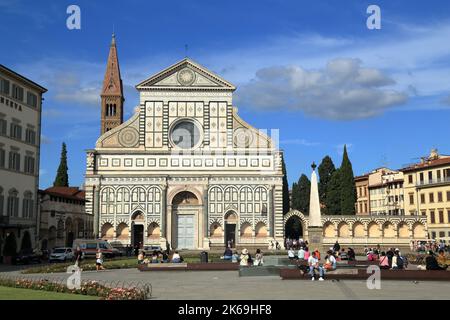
[{"x1": 95, "y1": 249, "x2": 105, "y2": 271}]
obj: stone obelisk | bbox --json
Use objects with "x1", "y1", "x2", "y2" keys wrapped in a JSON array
[{"x1": 308, "y1": 162, "x2": 323, "y2": 253}]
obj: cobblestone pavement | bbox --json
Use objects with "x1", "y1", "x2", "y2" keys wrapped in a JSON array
[{"x1": 1, "y1": 267, "x2": 449, "y2": 300}]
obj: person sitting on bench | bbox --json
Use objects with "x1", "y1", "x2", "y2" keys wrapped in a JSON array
[
  {"x1": 222, "y1": 247, "x2": 233, "y2": 260},
  {"x1": 324, "y1": 250, "x2": 337, "y2": 272},
  {"x1": 171, "y1": 251, "x2": 183, "y2": 263},
  {"x1": 379, "y1": 251, "x2": 390, "y2": 269},
  {"x1": 308, "y1": 251, "x2": 325, "y2": 281},
  {"x1": 288, "y1": 247, "x2": 297, "y2": 260}
]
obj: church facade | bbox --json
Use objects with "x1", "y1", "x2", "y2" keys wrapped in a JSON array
[{"x1": 84, "y1": 36, "x2": 285, "y2": 250}]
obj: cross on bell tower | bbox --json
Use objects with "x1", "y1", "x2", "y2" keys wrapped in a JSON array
[{"x1": 100, "y1": 33, "x2": 124, "y2": 135}]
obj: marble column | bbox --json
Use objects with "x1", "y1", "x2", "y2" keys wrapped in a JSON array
[
  {"x1": 93, "y1": 186, "x2": 100, "y2": 238},
  {"x1": 308, "y1": 162, "x2": 323, "y2": 253}
]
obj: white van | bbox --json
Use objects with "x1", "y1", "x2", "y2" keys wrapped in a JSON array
[{"x1": 72, "y1": 239, "x2": 122, "y2": 258}]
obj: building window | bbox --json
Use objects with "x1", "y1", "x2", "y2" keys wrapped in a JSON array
[
  {"x1": 431, "y1": 231, "x2": 436, "y2": 239},
  {"x1": 22, "y1": 192, "x2": 34, "y2": 218},
  {"x1": 0, "y1": 147, "x2": 5, "y2": 168},
  {"x1": 24, "y1": 156, "x2": 35, "y2": 174},
  {"x1": 27, "y1": 92, "x2": 38, "y2": 108},
  {"x1": 409, "y1": 193, "x2": 414, "y2": 205},
  {"x1": 439, "y1": 231, "x2": 445, "y2": 238},
  {"x1": 0, "y1": 188, "x2": 3, "y2": 215},
  {"x1": 429, "y1": 193, "x2": 434, "y2": 203},
  {"x1": 7, "y1": 189, "x2": 19, "y2": 217},
  {"x1": 25, "y1": 128, "x2": 36, "y2": 144},
  {"x1": 0, "y1": 78, "x2": 10, "y2": 95},
  {"x1": 8, "y1": 150, "x2": 20, "y2": 171},
  {"x1": 437, "y1": 170, "x2": 441, "y2": 181},
  {"x1": 447, "y1": 191, "x2": 450, "y2": 202},
  {"x1": 439, "y1": 211, "x2": 444, "y2": 224},
  {"x1": 437, "y1": 192, "x2": 443, "y2": 202},
  {"x1": 428, "y1": 171, "x2": 433, "y2": 182},
  {"x1": 420, "y1": 194, "x2": 425, "y2": 204},
  {"x1": 408, "y1": 174, "x2": 413, "y2": 184},
  {"x1": 11, "y1": 84, "x2": 24, "y2": 101},
  {"x1": 10, "y1": 123, "x2": 22, "y2": 140},
  {"x1": 430, "y1": 211, "x2": 435, "y2": 224},
  {"x1": 419, "y1": 172, "x2": 424, "y2": 183},
  {"x1": 0, "y1": 118, "x2": 6, "y2": 135}
]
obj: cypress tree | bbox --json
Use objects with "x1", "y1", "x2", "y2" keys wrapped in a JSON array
[
  {"x1": 292, "y1": 174, "x2": 310, "y2": 214},
  {"x1": 326, "y1": 169, "x2": 341, "y2": 215},
  {"x1": 339, "y1": 145, "x2": 357, "y2": 214},
  {"x1": 281, "y1": 155, "x2": 290, "y2": 214},
  {"x1": 318, "y1": 155, "x2": 336, "y2": 213},
  {"x1": 53, "y1": 142, "x2": 69, "y2": 187}
]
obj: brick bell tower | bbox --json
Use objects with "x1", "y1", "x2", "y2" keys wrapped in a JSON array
[{"x1": 100, "y1": 33, "x2": 124, "y2": 135}]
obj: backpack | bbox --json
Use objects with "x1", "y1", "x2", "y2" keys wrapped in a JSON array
[{"x1": 396, "y1": 256, "x2": 404, "y2": 269}]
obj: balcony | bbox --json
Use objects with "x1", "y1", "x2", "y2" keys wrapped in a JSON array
[
  {"x1": 416, "y1": 177, "x2": 450, "y2": 188},
  {"x1": 0, "y1": 215, "x2": 35, "y2": 227}
]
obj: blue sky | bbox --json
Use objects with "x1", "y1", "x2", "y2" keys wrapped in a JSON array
[{"x1": 1, "y1": 0, "x2": 450, "y2": 188}]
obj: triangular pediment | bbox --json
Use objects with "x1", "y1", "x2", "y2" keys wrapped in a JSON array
[{"x1": 136, "y1": 58, "x2": 236, "y2": 91}]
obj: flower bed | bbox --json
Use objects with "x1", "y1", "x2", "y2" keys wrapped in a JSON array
[{"x1": 0, "y1": 277, "x2": 150, "y2": 300}]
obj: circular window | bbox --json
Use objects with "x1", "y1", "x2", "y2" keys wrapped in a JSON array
[{"x1": 170, "y1": 120, "x2": 202, "y2": 149}]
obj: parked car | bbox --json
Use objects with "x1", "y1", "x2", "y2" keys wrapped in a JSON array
[
  {"x1": 49, "y1": 247, "x2": 75, "y2": 263},
  {"x1": 72, "y1": 239, "x2": 122, "y2": 259},
  {"x1": 142, "y1": 245, "x2": 162, "y2": 255},
  {"x1": 13, "y1": 249, "x2": 42, "y2": 265}
]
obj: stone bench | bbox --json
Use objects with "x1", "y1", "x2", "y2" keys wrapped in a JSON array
[
  {"x1": 280, "y1": 268, "x2": 450, "y2": 280},
  {"x1": 138, "y1": 262, "x2": 239, "y2": 272}
]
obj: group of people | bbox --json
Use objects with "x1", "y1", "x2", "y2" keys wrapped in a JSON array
[
  {"x1": 410, "y1": 240, "x2": 449, "y2": 253},
  {"x1": 221, "y1": 247, "x2": 264, "y2": 266},
  {"x1": 285, "y1": 238, "x2": 308, "y2": 250},
  {"x1": 137, "y1": 250, "x2": 183, "y2": 264},
  {"x1": 366, "y1": 248, "x2": 408, "y2": 270}
]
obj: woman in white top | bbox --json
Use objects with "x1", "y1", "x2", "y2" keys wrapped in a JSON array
[
  {"x1": 96, "y1": 249, "x2": 105, "y2": 271},
  {"x1": 254, "y1": 249, "x2": 264, "y2": 266},
  {"x1": 240, "y1": 249, "x2": 250, "y2": 266}
]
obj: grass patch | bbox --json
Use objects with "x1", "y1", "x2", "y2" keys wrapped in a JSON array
[{"x1": 0, "y1": 286, "x2": 98, "y2": 300}]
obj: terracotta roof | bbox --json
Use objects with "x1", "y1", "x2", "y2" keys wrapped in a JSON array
[
  {"x1": 400, "y1": 157, "x2": 450, "y2": 172},
  {"x1": 39, "y1": 186, "x2": 85, "y2": 201},
  {"x1": 354, "y1": 174, "x2": 369, "y2": 181}
]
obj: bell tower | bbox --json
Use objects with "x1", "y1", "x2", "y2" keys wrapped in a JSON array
[{"x1": 100, "y1": 33, "x2": 124, "y2": 135}]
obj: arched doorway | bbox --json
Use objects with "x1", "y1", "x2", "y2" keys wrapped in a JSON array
[
  {"x1": 48, "y1": 226, "x2": 57, "y2": 250},
  {"x1": 224, "y1": 211, "x2": 237, "y2": 248},
  {"x1": 4, "y1": 233, "x2": 17, "y2": 257},
  {"x1": 21, "y1": 231, "x2": 32, "y2": 251},
  {"x1": 285, "y1": 215, "x2": 303, "y2": 240},
  {"x1": 131, "y1": 211, "x2": 145, "y2": 248},
  {"x1": 172, "y1": 191, "x2": 199, "y2": 250},
  {"x1": 65, "y1": 217, "x2": 74, "y2": 247}
]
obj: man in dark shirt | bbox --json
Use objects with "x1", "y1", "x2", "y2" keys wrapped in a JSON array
[{"x1": 386, "y1": 248, "x2": 394, "y2": 267}]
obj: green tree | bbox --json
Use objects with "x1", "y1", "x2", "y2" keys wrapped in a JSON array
[
  {"x1": 281, "y1": 155, "x2": 290, "y2": 214},
  {"x1": 339, "y1": 145, "x2": 357, "y2": 214},
  {"x1": 53, "y1": 142, "x2": 69, "y2": 187},
  {"x1": 318, "y1": 155, "x2": 336, "y2": 213},
  {"x1": 326, "y1": 169, "x2": 341, "y2": 215},
  {"x1": 291, "y1": 174, "x2": 310, "y2": 214}
]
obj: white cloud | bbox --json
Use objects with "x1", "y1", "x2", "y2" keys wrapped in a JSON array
[
  {"x1": 236, "y1": 58, "x2": 407, "y2": 120},
  {"x1": 40, "y1": 135, "x2": 52, "y2": 144},
  {"x1": 280, "y1": 139, "x2": 319, "y2": 147}
]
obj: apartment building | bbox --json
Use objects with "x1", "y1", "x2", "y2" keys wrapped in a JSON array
[
  {"x1": 0, "y1": 64, "x2": 47, "y2": 262},
  {"x1": 401, "y1": 149, "x2": 450, "y2": 242}
]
